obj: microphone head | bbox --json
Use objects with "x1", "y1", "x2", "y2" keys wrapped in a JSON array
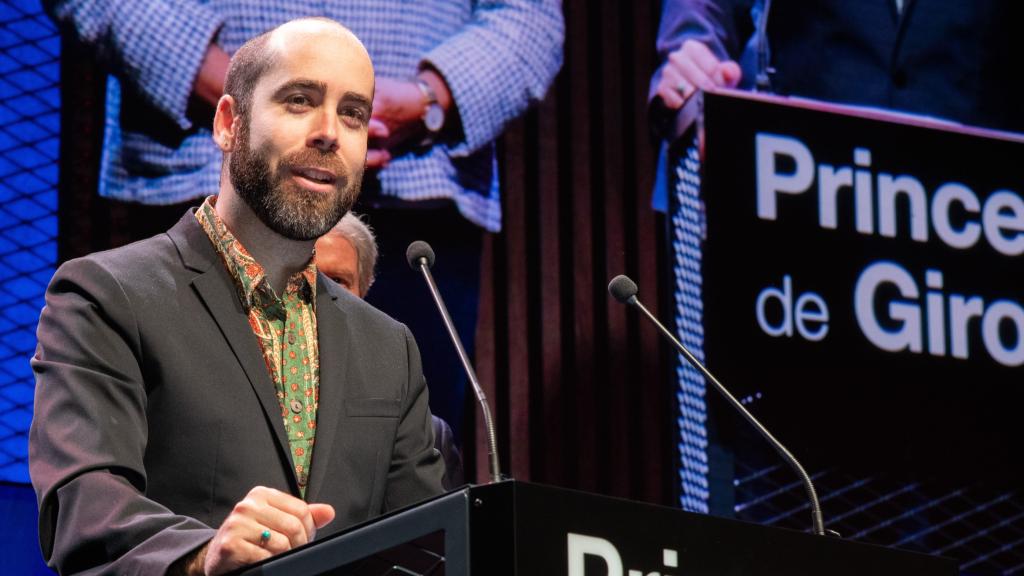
[
  {"x1": 608, "y1": 275, "x2": 639, "y2": 304},
  {"x1": 406, "y1": 240, "x2": 436, "y2": 270}
]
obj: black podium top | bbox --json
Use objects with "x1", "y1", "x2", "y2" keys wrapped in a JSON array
[{"x1": 240, "y1": 481, "x2": 956, "y2": 575}]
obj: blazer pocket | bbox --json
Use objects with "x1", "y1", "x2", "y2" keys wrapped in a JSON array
[{"x1": 344, "y1": 398, "x2": 402, "y2": 418}]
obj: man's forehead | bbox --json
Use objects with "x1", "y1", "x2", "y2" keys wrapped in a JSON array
[
  {"x1": 321, "y1": 232, "x2": 358, "y2": 256},
  {"x1": 261, "y1": 21, "x2": 373, "y2": 93},
  {"x1": 269, "y1": 19, "x2": 354, "y2": 50}
]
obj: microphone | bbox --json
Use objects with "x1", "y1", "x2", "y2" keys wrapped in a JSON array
[
  {"x1": 407, "y1": 241, "x2": 502, "y2": 484},
  {"x1": 608, "y1": 274, "x2": 828, "y2": 537}
]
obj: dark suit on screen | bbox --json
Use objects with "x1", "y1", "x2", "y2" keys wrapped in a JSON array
[
  {"x1": 653, "y1": 0, "x2": 1024, "y2": 133},
  {"x1": 29, "y1": 212, "x2": 445, "y2": 574}
]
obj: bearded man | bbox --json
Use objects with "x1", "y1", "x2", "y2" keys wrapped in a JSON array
[{"x1": 29, "y1": 18, "x2": 444, "y2": 576}]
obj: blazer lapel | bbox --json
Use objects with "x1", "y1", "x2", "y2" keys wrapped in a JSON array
[
  {"x1": 169, "y1": 213, "x2": 298, "y2": 492},
  {"x1": 305, "y1": 277, "x2": 351, "y2": 503}
]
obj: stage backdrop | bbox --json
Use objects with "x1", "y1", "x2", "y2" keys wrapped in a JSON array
[
  {"x1": 6, "y1": 0, "x2": 1023, "y2": 574},
  {"x1": 671, "y1": 90, "x2": 1024, "y2": 574},
  {"x1": 53, "y1": 0, "x2": 675, "y2": 507},
  {"x1": 0, "y1": 0, "x2": 58, "y2": 485}
]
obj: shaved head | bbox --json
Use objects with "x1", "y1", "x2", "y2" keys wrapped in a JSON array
[{"x1": 224, "y1": 17, "x2": 371, "y2": 119}]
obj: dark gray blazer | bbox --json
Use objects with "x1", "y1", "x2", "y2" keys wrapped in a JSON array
[{"x1": 29, "y1": 212, "x2": 445, "y2": 575}]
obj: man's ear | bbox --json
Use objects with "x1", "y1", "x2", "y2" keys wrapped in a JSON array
[{"x1": 213, "y1": 95, "x2": 240, "y2": 152}]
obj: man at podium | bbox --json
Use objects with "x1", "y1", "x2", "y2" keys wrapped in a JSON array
[
  {"x1": 651, "y1": 0, "x2": 1023, "y2": 132},
  {"x1": 29, "y1": 18, "x2": 445, "y2": 576},
  {"x1": 648, "y1": 0, "x2": 1024, "y2": 212}
]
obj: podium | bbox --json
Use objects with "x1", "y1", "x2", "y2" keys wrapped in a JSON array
[{"x1": 238, "y1": 481, "x2": 955, "y2": 575}]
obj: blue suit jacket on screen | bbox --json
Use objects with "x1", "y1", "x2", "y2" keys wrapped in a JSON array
[{"x1": 653, "y1": 0, "x2": 1024, "y2": 133}]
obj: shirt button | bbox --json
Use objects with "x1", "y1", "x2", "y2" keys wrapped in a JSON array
[
  {"x1": 297, "y1": 472, "x2": 308, "y2": 486},
  {"x1": 288, "y1": 333, "x2": 296, "y2": 345},
  {"x1": 290, "y1": 399, "x2": 303, "y2": 413}
]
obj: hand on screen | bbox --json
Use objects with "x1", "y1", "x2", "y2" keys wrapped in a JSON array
[
  {"x1": 367, "y1": 118, "x2": 392, "y2": 169},
  {"x1": 657, "y1": 40, "x2": 742, "y2": 109},
  {"x1": 370, "y1": 77, "x2": 430, "y2": 152}
]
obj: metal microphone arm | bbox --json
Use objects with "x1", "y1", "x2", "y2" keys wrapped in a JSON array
[
  {"x1": 413, "y1": 256, "x2": 502, "y2": 484},
  {"x1": 610, "y1": 275, "x2": 825, "y2": 536}
]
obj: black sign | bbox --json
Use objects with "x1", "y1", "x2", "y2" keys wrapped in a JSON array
[{"x1": 700, "y1": 91, "x2": 1024, "y2": 481}]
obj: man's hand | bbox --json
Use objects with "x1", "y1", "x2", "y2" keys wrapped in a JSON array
[
  {"x1": 201, "y1": 486, "x2": 335, "y2": 576},
  {"x1": 370, "y1": 76, "x2": 431, "y2": 154},
  {"x1": 656, "y1": 39, "x2": 742, "y2": 109},
  {"x1": 367, "y1": 119, "x2": 393, "y2": 169},
  {"x1": 368, "y1": 70, "x2": 454, "y2": 161},
  {"x1": 195, "y1": 44, "x2": 231, "y2": 108}
]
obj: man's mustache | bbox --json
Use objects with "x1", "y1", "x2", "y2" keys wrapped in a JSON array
[{"x1": 279, "y1": 150, "x2": 350, "y2": 188}]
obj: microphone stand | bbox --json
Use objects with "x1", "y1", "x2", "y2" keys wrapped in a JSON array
[
  {"x1": 610, "y1": 275, "x2": 827, "y2": 536},
  {"x1": 409, "y1": 243, "x2": 502, "y2": 484}
]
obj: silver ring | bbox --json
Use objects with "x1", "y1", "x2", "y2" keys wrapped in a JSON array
[
  {"x1": 259, "y1": 529, "x2": 271, "y2": 547},
  {"x1": 675, "y1": 80, "x2": 690, "y2": 96}
]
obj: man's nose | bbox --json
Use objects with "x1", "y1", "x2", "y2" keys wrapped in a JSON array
[{"x1": 308, "y1": 110, "x2": 339, "y2": 152}]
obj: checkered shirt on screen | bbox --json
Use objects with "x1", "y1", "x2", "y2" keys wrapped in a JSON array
[{"x1": 48, "y1": 0, "x2": 564, "y2": 232}]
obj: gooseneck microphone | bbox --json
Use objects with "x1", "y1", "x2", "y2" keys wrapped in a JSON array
[
  {"x1": 407, "y1": 241, "x2": 502, "y2": 484},
  {"x1": 608, "y1": 275, "x2": 827, "y2": 536}
]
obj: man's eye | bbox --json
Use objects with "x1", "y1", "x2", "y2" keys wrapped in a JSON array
[
  {"x1": 287, "y1": 94, "x2": 312, "y2": 107},
  {"x1": 340, "y1": 107, "x2": 367, "y2": 125}
]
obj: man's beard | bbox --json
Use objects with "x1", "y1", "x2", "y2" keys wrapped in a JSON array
[{"x1": 228, "y1": 119, "x2": 363, "y2": 241}]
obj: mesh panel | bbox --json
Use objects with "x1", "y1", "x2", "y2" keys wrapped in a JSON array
[
  {"x1": 733, "y1": 440, "x2": 1024, "y2": 575},
  {"x1": 0, "y1": 0, "x2": 59, "y2": 483},
  {"x1": 671, "y1": 134, "x2": 709, "y2": 514}
]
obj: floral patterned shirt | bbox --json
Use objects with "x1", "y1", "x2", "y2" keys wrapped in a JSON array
[{"x1": 196, "y1": 197, "x2": 319, "y2": 497}]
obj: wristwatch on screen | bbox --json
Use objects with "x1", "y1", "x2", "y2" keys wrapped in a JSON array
[{"x1": 415, "y1": 78, "x2": 445, "y2": 146}]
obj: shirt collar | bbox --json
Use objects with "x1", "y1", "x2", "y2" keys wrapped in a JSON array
[{"x1": 195, "y1": 196, "x2": 318, "y2": 311}]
